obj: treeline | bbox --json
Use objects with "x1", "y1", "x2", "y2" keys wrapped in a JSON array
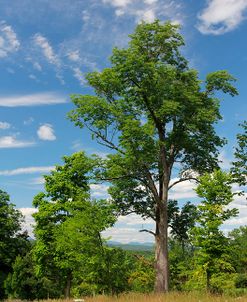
[{"x1": 1, "y1": 126, "x2": 246, "y2": 299}]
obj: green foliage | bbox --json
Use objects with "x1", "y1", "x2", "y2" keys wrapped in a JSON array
[
  {"x1": 0, "y1": 189, "x2": 30, "y2": 299},
  {"x1": 235, "y1": 274, "x2": 247, "y2": 288},
  {"x1": 191, "y1": 170, "x2": 238, "y2": 292},
  {"x1": 231, "y1": 121, "x2": 247, "y2": 186},
  {"x1": 209, "y1": 273, "x2": 236, "y2": 294},
  {"x1": 169, "y1": 239, "x2": 194, "y2": 290},
  {"x1": 33, "y1": 151, "x2": 116, "y2": 298},
  {"x1": 68, "y1": 20, "x2": 237, "y2": 219},
  {"x1": 68, "y1": 20, "x2": 237, "y2": 291},
  {"x1": 4, "y1": 251, "x2": 59, "y2": 300},
  {"x1": 73, "y1": 247, "x2": 134, "y2": 296},
  {"x1": 128, "y1": 254, "x2": 155, "y2": 293},
  {"x1": 168, "y1": 200, "x2": 198, "y2": 246},
  {"x1": 229, "y1": 226, "x2": 247, "y2": 273}
]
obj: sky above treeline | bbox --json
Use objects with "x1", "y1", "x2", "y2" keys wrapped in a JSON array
[{"x1": 0, "y1": 0, "x2": 246, "y2": 243}]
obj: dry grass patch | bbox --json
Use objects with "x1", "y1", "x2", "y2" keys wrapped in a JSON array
[
  {"x1": 29, "y1": 292, "x2": 247, "y2": 302},
  {"x1": 84, "y1": 292, "x2": 247, "y2": 302}
]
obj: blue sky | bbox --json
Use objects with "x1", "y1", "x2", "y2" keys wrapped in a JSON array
[{"x1": 0, "y1": 0, "x2": 246, "y2": 243}]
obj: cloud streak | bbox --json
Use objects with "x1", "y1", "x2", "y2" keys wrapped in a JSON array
[
  {"x1": 0, "y1": 166, "x2": 54, "y2": 176},
  {"x1": 0, "y1": 21, "x2": 20, "y2": 58},
  {"x1": 0, "y1": 92, "x2": 67, "y2": 107},
  {"x1": 197, "y1": 0, "x2": 247, "y2": 35},
  {"x1": 33, "y1": 33, "x2": 60, "y2": 67},
  {"x1": 0, "y1": 121, "x2": 11, "y2": 129},
  {"x1": 0, "y1": 136, "x2": 35, "y2": 148}
]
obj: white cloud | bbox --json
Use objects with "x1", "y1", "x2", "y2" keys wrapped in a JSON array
[
  {"x1": 144, "y1": 0, "x2": 158, "y2": 4},
  {"x1": 103, "y1": 214, "x2": 155, "y2": 243},
  {"x1": 37, "y1": 124, "x2": 56, "y2": 141},
  {"x1": 0, "y1": 21, "x2": 20, "y2": 58},
  {"x1": 0, "y1": 166, "x2": 54, "y2": 176},
  {"x1": 72, "y1": 67, "x2": 86, "y2": 86},
  {"x1": 19, "y1": 207, "x2": 37, "y2": 238},
  {"x1": 197, "y1": 0, "x2": 247, "y2": 35},
  {"x1": 0, "y1": 136, "x2": 35, "y2": 148},
  {"x1": 90, "y1": 183, "x2": 109, "y2": 197},
  {"x1": 102, "y1": 0, "x2": 183, "y2": 24},
  {"x1": 136, "y1": 8, "x2": 156, "y2": 22},
  {"x1": 103, "y1": 0, "x2": 132, "y2": 8},
  {"x1": 33, "y1": 61, "x2": 42, "y2": 71},
  {"x1": 0, "y1": 121, "x2": 11, "y2": 129},
  {"x1": 30, "y1": 177, "x2": 45, "y2": 185},
  {"x1": 118, "y1": 213, "x2": 154, "y2": 226},
  {"x1": 33, "y1": 33, "x2": 60, "y2": 67},
  {"x1": 169, "y1": 178, "x2": 197, "y2": 200},
  {"x1": 0, "y1": 92, "x2": 67, "y2": 107},
  {"x1": 67, "y1": 50, "x2": 80, "y2": 62}
]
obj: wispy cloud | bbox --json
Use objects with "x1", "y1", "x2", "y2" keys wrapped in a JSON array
[
  {"x1": 0, "y1": 166, "x2": 54, "y2": 176},
  {"x1": 72, "y1": 67, "x2": 86, "y2": 86},
  {"x1": 33, "y1": 33, "x2": 60, "y2": 67},
  {"x1": 0, "y1": 121, "x2": 11, "y2": 129},
  {"x1": 0, "y1": 92, "x2": 67, "y2": 107},
  {"x1": 197, "y1": 0, "x2": 247, "y2": 35},
  {"x1": 37, "y1": 124, "x2": 56, "y2": 141},
  {"x1": 23, "y1": 117, "x2": 34, "y2": 125},
  {"x1": 0, "y1": 21, "x2": 20, "y2": 58},
  {"x1": 102, "y1": 0, "x2": 183, "y2": 24},
  {"x1": 67, "y1": 50, "x2": 81, "y2": 62},
  {"x1": 0, "y1": 136, "x2": 35, "y2": 149},
  {"x1": 30, "y1": 177, "x2": 45, "y2": 185}
]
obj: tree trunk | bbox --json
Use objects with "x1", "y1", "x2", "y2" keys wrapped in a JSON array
[
  {"x1": 64, "y1": 273, "x2": 72, "y2": 299},
  {"x1": 154, "y1": 198, "x2": 169, "y2": 292}
]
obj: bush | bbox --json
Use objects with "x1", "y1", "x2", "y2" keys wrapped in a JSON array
[
  {"x1": 235, "y1": 273, "x2": 247, "y2": 288},
  {"x1": 209, "y1": 273, "x2": 236, "y2": 294}
]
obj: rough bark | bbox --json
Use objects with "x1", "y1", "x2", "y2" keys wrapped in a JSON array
[
  {"x1": 154, "y1": 209, "x2": 169, "y2": 292},
  {"x1": 154, "y1": 180, "x2": 169, "y2": 292},
  {"x1": 64, "y1": 273, "x2": 71, "y2": 299}
]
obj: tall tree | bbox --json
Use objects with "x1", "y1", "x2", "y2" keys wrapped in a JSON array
[{"x1": 68, "y1": 20, "x2": 238, "y2": 292}]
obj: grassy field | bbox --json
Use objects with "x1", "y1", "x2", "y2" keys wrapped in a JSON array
[{"x1": 27, "y1": 292, "x2": 247, "y2": 302}]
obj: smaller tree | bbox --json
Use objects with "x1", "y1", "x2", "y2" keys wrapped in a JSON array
[
  {"x1": 229, "y1": 226, "x2": 247, "y2": 274},
  {"x1": 231, "y1": 121, "x2": 247, "y2": 187},
  {"x1": 168, "y1": 199, "x2": 198, "y2": 250},
  {"x1": 191, "y1": 170, "x2": 238, "y2": 292},
  {"x1": 0, "y1": 190, "x2": 29, "y2": 299},
  {"x1": 33, "y1": 152, "x2": 116, "y2": 298},
  {"x1": 4, "y1": 251, "x2": 55, "y2": 300}
]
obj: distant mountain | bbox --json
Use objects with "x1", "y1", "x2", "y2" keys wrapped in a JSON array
[{"x1": 107, "y1": 241, "x2": 154, "y2": 251}]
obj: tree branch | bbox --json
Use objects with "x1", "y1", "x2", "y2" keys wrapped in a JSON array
[
  {"x1": 85, "y1": 123, "x2": 125, "y2": 155},
  {"x1": 139, "y1": 229, "x2": 156, "y2": 236},
  {"x1": 168, "y1": 177, "x2": 199, "y2": 190}
]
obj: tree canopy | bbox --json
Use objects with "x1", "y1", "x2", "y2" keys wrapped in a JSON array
[{"x1": 69, "y1": 20, "x2": 237, "y2": 292}]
